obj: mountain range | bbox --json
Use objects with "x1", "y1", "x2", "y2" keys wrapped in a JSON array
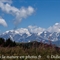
[{"x1": 0, "y1": 23, "x2": 60, "y2": 47}]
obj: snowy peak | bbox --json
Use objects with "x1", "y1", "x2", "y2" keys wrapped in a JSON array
[{"x1": 0, "y1": 29, "x2": 60, "y2": 42}]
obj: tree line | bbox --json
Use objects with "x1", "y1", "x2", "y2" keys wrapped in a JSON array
[{"x1": 0, "y1": 38, "x2": 16, "y2": 47}]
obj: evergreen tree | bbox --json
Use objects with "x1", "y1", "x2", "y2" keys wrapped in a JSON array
[
  {"x1": 5, "y1": 38, "x2": 13, "y2": 47},
  {"x1": 0, "y1": 38, "x2": 5, "y2": 46},
  {"x1": 13, "y1": 41, "x2": 16, "y2": 47},
  {"x1": 5, "y1": 38, "x2": 16, "y2": 47}
]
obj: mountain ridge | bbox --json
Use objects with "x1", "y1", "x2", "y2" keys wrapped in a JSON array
[
  {"x1": 0, "y1": 29, "x2": 60, "y2": 47},
  {"x1": 0, "y1": 23, "x2": 60, "y2": 46}
]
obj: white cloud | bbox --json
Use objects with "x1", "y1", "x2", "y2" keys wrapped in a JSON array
[
  {"x1": 5, "y1": 26, "x2": 45, "y2": 36},
  {"x1": 14, "y1": 6, "x2": 35, "y2": 25},
  {"x1": 27, "y1": 23, "x2": 60, "y2": 35},
  {"x1": 28, "y1": 25, "x2": 45, "y2": 35},
  {"x1": 28, "y1": 23, "x2": 60, "y2": 34},
  {"x1": 47, "y1": 23, "x2": 60, "y2": 33},
  {"x1": 0, "y1": 1, "x2": 35, "y2": 26},
  {"x1": 0, "y1": 18, "x2": 7, "y2": 27}
]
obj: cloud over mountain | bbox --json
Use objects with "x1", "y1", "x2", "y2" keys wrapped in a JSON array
[
  {"x1": 15, "y1": 28, "x2": 31, "y2": 36},
  {"x1": 28, "y1": 25, "x2": 45, "y2": 35},
  {"x1": 47, "y1": 23, "x2": 60, "y2": 33},
  {"x1": 1, "y1": 22, "x2": 60, "y2": 36}
]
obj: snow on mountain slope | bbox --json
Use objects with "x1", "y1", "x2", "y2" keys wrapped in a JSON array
[
  {"x1": 0, "y1": 29, "x2": 60, "y2": 42},
  {"x1": 0, "y1": 23, "x2": 60, "y2": 46}
]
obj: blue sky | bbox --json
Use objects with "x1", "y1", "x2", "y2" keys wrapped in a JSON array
[{"x1": 0, "y1": 0, "x2": 60, "y2": 33}]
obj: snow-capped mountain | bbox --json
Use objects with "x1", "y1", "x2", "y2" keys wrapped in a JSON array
[
  {"x1": 0, "y1": 30, "x2": 44, "y2": 42},
  {"x1": 0, "y1": 23, "x2": 60, "y2": 46},
  {"x1": 0, "y1": 29, "x2": 60, "y2": 46}
]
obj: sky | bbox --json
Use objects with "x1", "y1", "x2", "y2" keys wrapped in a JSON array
[{"x1": 0, "y1": 0, "x2": 60, "y2": 33}]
